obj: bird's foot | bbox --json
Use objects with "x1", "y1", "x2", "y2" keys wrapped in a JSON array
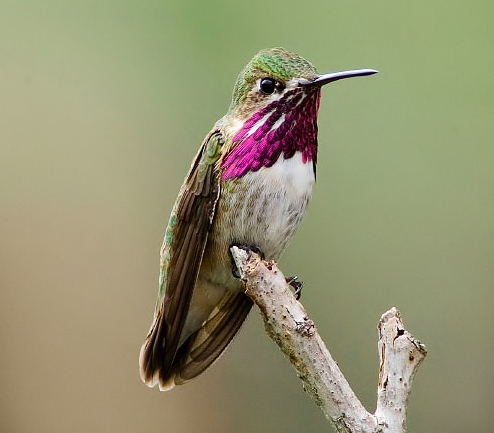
[{"x1": 286, "y1": 276, "x2": 303, "y2": 300}]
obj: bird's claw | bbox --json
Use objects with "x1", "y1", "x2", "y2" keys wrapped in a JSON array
[{"x1": 286, "y1": 276, "x2": 303, "y2": 300}]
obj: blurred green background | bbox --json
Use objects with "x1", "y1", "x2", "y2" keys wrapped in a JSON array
[{"x1": 1, "y1": 1, "x2": 493, "y2": 432}]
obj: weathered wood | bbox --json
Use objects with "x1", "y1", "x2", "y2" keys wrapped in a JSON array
[{"x1": 230, "y1": 246, "x2": 427, "y2": 433}]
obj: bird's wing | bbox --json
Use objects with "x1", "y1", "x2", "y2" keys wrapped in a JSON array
[{"x1": 139, "y1": 130, "x2": 224, "y2": 389}]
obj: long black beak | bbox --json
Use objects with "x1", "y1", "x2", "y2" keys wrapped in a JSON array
[{"x1": 299, "y1": 69, "x2": 378, "y2": 87}]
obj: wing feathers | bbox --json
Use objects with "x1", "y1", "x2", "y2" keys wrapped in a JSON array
[{"x1": 140, "y1": 131, "x2": 224, "y2": 388}]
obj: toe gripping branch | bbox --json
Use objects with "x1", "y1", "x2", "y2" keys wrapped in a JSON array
[{"x1": 286, "y1": 276, "x2": 303, "y2": 300}]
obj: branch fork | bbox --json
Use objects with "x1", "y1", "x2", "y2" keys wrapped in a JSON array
[{"x1": 230, "y1": 246, "x2": 427, "y2": 433}]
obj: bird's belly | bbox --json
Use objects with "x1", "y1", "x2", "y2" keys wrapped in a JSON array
[{"x1": 204, "y1": 152, "x2": 315, "y2": 286}]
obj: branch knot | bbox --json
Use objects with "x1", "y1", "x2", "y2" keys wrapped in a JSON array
[{"x1": 295, "y1": 317, "x2": 315, "y2": 337}]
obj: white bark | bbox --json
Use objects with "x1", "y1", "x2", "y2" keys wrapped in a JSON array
[{"x1": 230, "y1": 246, "x2": 427, "y2": 433}]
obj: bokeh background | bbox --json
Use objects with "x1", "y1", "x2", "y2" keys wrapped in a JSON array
[{"x1": 1, "y1": 1, "x2": 493, "y2": 432}]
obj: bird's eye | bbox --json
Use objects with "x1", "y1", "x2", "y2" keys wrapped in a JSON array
[{"x1": 259, "y1": 77, "x2": 277, "y2": 95}]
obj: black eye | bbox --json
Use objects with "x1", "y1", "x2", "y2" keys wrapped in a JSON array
[{"x1": 259, "y1": 77, "x2": 277, "y2": 95}]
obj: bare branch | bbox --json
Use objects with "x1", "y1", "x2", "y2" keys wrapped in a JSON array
[
  {"x1": 230, "y1": 246, "x2": 427, "y2": 433},
  {"x1": 375, "y1": 308, "x2": 427, "y2": 431}
]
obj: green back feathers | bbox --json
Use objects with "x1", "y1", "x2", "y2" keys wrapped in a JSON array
[{"x1": 229, "y1": 47, "x2": 318, "y2": 111}]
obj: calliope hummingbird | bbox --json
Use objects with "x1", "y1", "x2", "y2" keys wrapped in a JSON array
[{"x1": 139, "y1": 47, "x2": 377, "y2": 390}]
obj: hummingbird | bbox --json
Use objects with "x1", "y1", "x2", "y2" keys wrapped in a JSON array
[{"x1": 139, "y1": 47, "x2": 377, "y2": 391}]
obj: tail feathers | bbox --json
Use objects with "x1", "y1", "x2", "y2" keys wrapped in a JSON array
[
  {"x1": 139, "y1": 292, "x2": 252, "y2": 390},
  {"x1": 174, "y1": 292, "x2": 253, "y2": 384}
]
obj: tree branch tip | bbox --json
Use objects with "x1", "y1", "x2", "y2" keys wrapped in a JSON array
[
  {"x1": 378, "y1": 306, "x2": 428, "y2": 360},
  {"x1": 379, "y1": 307, "x2": 401, "y2": 325},
  {"x1": 229, "y1": 246, "x2": 263, "y2": 280}
]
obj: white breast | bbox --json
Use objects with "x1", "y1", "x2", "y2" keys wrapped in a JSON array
[
  {"x1": 261, "y1": 151, "x2": 315, "y2": 201},
  {"x1": 206, "y1": 150, "x2": 315, "y2": 289},
  {"x1": 236, "y1": 151, "x2": 315, "y2": 258}
]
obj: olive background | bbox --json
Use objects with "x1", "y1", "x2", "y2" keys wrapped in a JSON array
[{"x1": 1, "y1": 1, "x2": 493, "y2": 432}]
